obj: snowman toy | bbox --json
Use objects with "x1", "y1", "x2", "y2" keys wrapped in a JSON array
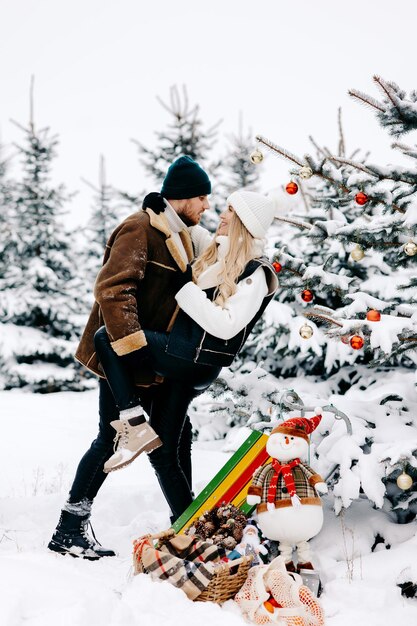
[{"x1": 246, "y1": 409, "x2": 328, "y2": 573}]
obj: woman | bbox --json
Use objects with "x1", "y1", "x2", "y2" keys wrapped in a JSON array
[{"x1": 94, "y1": 189, "x2": 278, "y2": 513}]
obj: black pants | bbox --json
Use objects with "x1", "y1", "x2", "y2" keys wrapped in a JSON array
[{"x1": 68, "y1": 328, "x2": 221, "y2": 521}]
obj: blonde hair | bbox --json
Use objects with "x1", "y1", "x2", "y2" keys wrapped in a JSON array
[{"x1": 193, "y1": 211, "x2": 256, "y2": 307}]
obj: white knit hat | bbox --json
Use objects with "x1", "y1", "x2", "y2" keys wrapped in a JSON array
[{"x1": 227, "y1": 191, "x2": 276, "y2": 238}]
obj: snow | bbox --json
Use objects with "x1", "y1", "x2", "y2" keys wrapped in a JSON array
[
  {"x1": 287, "y1": 316, "x2": 324, "y2": 357},
  {"x1": 1, "y1": 386, "x2": 417, "y2": 625},
  {"x1": 405, "y1": 203, "x2": 417, "y2": 227},
  {"x1": 335, "y1": 313, "x2": 415, "y2": 355},
  {"x1": 302, "y1": 264, "x2": 352, "y2": 291}
]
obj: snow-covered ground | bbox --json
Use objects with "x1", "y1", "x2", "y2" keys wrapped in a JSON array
[{"x1": 1, "y1": 387, "x2": 416, "y2": 625}]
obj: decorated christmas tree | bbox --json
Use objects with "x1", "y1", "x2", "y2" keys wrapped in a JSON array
[
  {"x1": 195, "y1": 76, "x2": 417, "y2": 523},
  {"x1": 245, "y1": 78, "x2": 417, "y2": 377},
  {"x1": 243, "y1": 116, "x2": 377, "y2": 376}
]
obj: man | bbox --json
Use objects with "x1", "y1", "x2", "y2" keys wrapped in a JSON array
[{"x1": 48, "y1": 156, "x2": 211, "y2": 560}]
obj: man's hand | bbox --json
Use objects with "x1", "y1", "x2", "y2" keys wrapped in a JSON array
[
  {"x1": 173, "y1": 264, "x2": 193, "y2": 292},
  {"x1": 142, "y1": 192, "x2": 166, "y2": 214}
]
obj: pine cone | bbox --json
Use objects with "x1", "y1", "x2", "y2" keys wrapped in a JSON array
[
  {"x1": 204, "y1": 521, "x2": 216, "y2": 535},
  {"x1": 233, "y1": 519, "x2": 247, "y2": 542},
  {"x1": 207, "y1": 507, "x2": 220, "y2": 527},
  {"x1": 233, "y1": 527, "x2": 245, "y2": 542},
  {"x1": 185, "y1": 524, "x2": 196, "y2": 536},
  {"x1": 192, "y1": 520, "x2": 210, "y2": 538},
  {"x1": 222, "y1": 536, "x2": 237, "y2": 550},
  {"x1": 211, "y1": 532, "x2": 227, "y2": 545},
  {"x1": 216, "y1": 505, "x2": 227, "y2": 519}
]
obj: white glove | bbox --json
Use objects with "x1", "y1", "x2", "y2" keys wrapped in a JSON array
[
  {"x1": 246, "y1": 494, "x2": 261, "y2": 506},
  {"x1": 315, "y1": 482, "x2": 328, "y2": 495}
]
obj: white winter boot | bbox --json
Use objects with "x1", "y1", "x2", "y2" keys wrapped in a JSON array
[{"x1": 103, "y1": 418, "x2": 162, "y2": 473}]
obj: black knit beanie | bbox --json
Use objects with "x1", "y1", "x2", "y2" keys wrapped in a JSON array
[{"x1": 161, "y1": 156, "x2": 211, "y2": 199}]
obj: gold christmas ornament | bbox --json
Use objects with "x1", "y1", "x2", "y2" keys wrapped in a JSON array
[
  {"x1": 299, "y1": 323, "x2": 314, "y2": 339},
  {"x1": 299, "y1": 165, "x2": 313, "y2": 179},
  {"x1": 396, "y1": 471, "x2": 413, "y2": 490},
  {"x1": 350, "y1": 244, "x2": 365, "y2": 261},
  {"x1": 250, "y1": 148, "x2": 264, "y2": 164},
  {"x1": 404, "y1": 241, "x2": 417, "y2": 256}
]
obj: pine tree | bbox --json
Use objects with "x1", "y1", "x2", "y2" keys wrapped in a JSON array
[
  {"x1": 81, "y1": 155, "x2": 127, "y2": 289},
  {"x1": 277, "y1": 78, "x2": 415, "y2": 364},
  {"x1": 232, "y1": 75, "x2": 417, "y2": 522},
  {"x1": 243, "y1": 85, "x2": 417, "y2": 373},
  {"x1": 132, "y1": 85, "x2": 222, "y2": 229},
  {"x1": 0, "y1": 141, "x2": 17, "y2": 277},
  {"x1": 0, "y1": 80, "x2": 92, "y2": 392},
  {"x1": 221, "y1": 114, "x2": 261, "y2": 197},
  {"x1": 241, "y1": 113, "x2": 371, "y2": 377},
  {"x1": 133, "y1": 84, "x2": 221, "y2": 183}
]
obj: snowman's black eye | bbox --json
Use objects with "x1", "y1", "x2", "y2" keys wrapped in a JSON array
[{"x1": 290, "y1": 437, "x2": 294, "y2": 440}]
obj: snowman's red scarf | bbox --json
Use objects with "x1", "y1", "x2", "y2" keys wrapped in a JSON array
[{"x1": 267, "y1": 458, "x2": 301, "y2": 505}]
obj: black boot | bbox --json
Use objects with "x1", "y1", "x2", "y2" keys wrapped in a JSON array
[{"x1": 48, "y1": 510, "x2": 116, "y2": 560}]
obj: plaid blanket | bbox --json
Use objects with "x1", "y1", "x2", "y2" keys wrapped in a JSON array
[{"x1": 134, "y1": 533, "x2": 227, "y2": 600}]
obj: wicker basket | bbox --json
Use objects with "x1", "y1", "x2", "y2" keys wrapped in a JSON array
[{"x1": 133, "y1": 529, "x2": 253, "y2": 604}]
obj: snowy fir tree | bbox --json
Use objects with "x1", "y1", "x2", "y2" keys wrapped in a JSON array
[
  {"x1": 0, "y1": 86, "x2": 93, "y2": 392},
  {"x1": 133, "y1": 84, "x2": 221, "y2": 184},
  {"x1": 257, "y1": 77, "x2": 417, "y2": 372},
  {"x1": 132, "y1": 85, "x2": 222, "y2": 229},
  {"x1": 196, "y1": 77, "x2": 417, "y2": 524},
  {"x1": 242, "y1": 110, "x2": 377, "y2": 377},
  {"x1": 0, "y1": 141, "x2": 18, "y2": 278},
  {"x1": 220, "y1": 114, "x2": 261, "y2": 197},
  {"x1": 81, "y1": 155, "x2": 128, "y2": 290}
]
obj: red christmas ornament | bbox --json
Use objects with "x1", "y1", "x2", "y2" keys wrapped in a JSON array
[
  {"x1": 350, "y1": 335, "x2": 364, "y2": 350},
  {"x1": 355, "y1": 192, "x2": 368, "y2": 206},
  {"x1": 366, "y1": 309, "x2": 381, "y2": 322},
  {"x1": 272, "y1": 262, "x2": 282, "y2": 273},
  {"x1": 286, "y1": 181, "x2": 298, "y2": 195},
  {"x1": 301, "y1": 289, "x2": 314, "y2": 303}
]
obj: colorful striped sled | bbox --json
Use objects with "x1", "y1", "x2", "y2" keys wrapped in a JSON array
[{"x1": 172, "y1": 430, "x2": 270, "y2": 534}]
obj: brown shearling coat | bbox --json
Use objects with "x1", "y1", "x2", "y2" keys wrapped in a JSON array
[{"x1": 75, "y1": 208, "x2": 193, "y2": 385}]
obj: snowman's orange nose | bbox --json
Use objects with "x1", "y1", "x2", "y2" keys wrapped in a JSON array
[{"x1": 285, "y1": 436, "x2": 290, "y2": 445}]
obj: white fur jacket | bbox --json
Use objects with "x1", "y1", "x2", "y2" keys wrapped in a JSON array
[{"x1": 175, "y1": 227, "x2": 274, "y2": 341}]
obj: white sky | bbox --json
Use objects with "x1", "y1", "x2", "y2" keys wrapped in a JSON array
[{"x1": 1, "y1": 0, "x2": 417, "y2": 227}]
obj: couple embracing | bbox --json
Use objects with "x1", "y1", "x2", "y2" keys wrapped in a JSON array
[{"x1": 48, "y1": 156, "x2": 278, "y2": 559}]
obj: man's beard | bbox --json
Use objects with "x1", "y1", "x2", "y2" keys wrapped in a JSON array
[{"x1": 176, "y1": 201, "x2": 200, "y2": 226}]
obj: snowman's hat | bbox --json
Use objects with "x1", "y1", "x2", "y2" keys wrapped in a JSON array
[{"x1": 270, "y1": 409, "x2": 322, "y2": 443}]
